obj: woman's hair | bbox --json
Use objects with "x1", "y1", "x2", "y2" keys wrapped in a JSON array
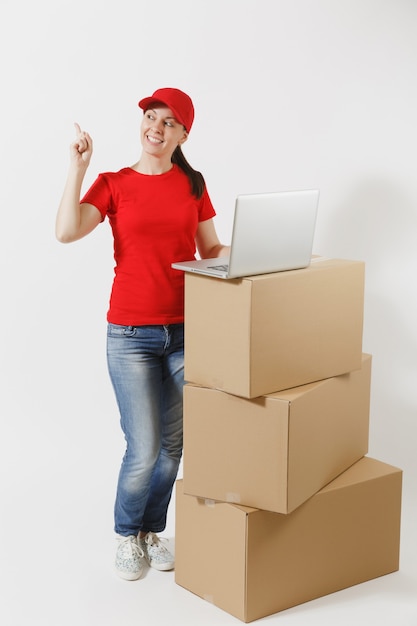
[{"x1": 171, "y1": 145, "x2": 205, "y2": 199}]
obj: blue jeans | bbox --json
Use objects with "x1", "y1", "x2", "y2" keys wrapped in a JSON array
[{"x1": 107, "y1": 323, "x2": 184, "y2": 537}]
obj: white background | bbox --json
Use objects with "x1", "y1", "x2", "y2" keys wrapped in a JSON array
[{"x1": 0, "y1": 1, "x2": 416, "y2": 624}]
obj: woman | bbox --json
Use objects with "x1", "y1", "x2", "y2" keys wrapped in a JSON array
[{"x1": 56, "y1": 87, "x2": 228, "y2": 581}]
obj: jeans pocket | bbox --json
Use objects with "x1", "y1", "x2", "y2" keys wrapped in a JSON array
[{"x1": 107, "y1": 323, "x2": 137, "y2": 337}]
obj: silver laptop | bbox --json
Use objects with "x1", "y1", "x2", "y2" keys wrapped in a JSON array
[{"x1": 171, "y1": 189, "x2": 319, "y2": 279}]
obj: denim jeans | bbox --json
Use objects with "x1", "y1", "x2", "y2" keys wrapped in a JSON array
[{"x1": 107, "y1": 323, "x2": 184, "y2": 537}]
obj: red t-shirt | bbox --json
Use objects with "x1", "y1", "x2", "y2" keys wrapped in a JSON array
[{"x1": 81, "y1": 164, "x2": 216, "y2": 325}]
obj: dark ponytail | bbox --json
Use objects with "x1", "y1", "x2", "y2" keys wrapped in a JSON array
[{"x1": 171, "y1": 145, "x2": 205, "y2": 199}]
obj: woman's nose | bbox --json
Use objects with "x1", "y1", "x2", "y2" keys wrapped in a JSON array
[{"x1": 151, "y1": 119, "x2": 163, "y2": 132}]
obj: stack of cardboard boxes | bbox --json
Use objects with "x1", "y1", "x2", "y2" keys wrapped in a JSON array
[{"x1": 174, "y1": 257, "x2": 402, "y2": 623}]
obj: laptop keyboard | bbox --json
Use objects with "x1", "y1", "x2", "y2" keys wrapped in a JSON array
[{"x1": 207, "y1": 264, "x2": 229, "y2": 272}]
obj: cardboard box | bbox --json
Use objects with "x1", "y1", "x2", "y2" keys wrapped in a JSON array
[
  {"x1": 175, "y1": 457, "x2": 402, "y2": 622},
  {"x1": 183, "y1": 354, "x2": 371, "y2": 513},
  {"x1": 184, "y1": 258, "x2": 365, "y2": 398}
]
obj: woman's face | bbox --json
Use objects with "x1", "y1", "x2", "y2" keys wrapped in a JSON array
[{"x1": 141, "y1": 105, "x2": 188, "y2": 158}]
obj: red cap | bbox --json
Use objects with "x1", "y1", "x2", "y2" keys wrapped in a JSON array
[{"x1": 138, "y1": 87, "x2": 195, "y2": 133}]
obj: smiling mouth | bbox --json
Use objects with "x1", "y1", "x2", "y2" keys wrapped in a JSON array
[{"x1": 147, "y1": 135, "x2": 163, "y2": 144}]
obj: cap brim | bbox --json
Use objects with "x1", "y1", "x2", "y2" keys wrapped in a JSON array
[{"x1": 138, "y1": 96, "x2": 160, "y2": 111}]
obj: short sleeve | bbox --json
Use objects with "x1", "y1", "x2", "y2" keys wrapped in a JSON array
[
  {"x1": 80, "y1": 174, "x2": 112, "y2": 220},
  {"x1": 198, "y1": 186, "x2": 216, "y2": 222}
]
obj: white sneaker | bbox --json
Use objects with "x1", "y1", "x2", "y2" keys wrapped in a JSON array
[
  {"x1": 139, "y1": 532, "x2": 175, "y2": 571},
  {"x1": 115, "y1": 535, "x2": 145, "y2": 580}
]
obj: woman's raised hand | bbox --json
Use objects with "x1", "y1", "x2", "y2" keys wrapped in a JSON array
[{"x1": 70, "y1": 122, "x2": 93, "y2": 167}]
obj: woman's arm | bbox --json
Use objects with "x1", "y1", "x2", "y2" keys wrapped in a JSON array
[
  {"x1": 195, "y1": 218, "x2": 230, "y2": 259},
  {"x1": 55, "y1": 123, "x2": 102, "y2": 243}
]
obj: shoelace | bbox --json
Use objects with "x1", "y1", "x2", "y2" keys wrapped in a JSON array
[
  {"x1": 118, "y1": 536, "x2": 144, "y2": 558},
  {"x1": 144, "y1": 532, "x2": 169, "y2": 552}
]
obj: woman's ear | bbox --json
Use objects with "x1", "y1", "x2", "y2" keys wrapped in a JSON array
[{"x1": 178, "y1": 131, "x2": 188, "y2": 145}]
